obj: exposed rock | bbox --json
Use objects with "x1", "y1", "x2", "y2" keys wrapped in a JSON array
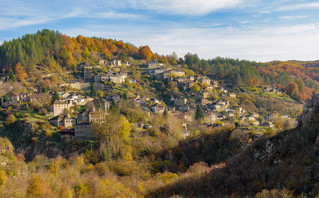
[{"x1": 298, "y1": 94, "x2": 319, "y2": 127}]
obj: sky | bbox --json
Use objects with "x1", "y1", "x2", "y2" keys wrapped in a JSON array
[{"x1": 1, "y1": 0, "x2": 319, "y2": 62}]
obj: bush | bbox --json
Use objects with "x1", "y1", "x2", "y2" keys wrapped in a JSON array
[{"x1": 5, "y1": 114, "x2": 16, "y2": 125}]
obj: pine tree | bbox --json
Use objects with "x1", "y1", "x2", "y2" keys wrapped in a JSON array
[
  {"x1": 51, "y1": 90, "x2": 60, "y2": 103},
  {"x1": 3, "y1": 95, "x2": 9, "y2": 103},
  {"x1": 195, "y1": 105, "x2": 204, "y2": 120},
  {"x1": 91, "y1": 84, "x2": 97, "y2": 98},
  {"x1": 163, "y1": 108, "x2": 168, "y2": 117},
  {"x1": 8, "y1": 69, "x2": 16, "y2": 82},
  {"x1": 110, "y1": 100, "x2": 118, "y2": 114}
]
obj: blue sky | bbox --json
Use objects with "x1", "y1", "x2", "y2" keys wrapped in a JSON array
[{"x1": 1, "y1": 0, "x2": 319, "y2": 62}]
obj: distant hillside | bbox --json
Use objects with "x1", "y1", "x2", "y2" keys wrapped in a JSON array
[
  {"x1": 0, "y1": 29, "x2": 161, "y2": 72},
  {"x1": 149, "y1": 94, "x2": 319, "y2": 197},
  {"x1": 1, "y1": 30, "x2": 319, "y2": 101}
]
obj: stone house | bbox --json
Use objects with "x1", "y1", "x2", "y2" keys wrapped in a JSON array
[
  {"x1": 53, "y1": 101, "x2": 72, "y2": 116},
  {"x1": 59, "y1": 129, "x2": 75, "y2": 141},
  {"x1": 198, "y1": 76, "x2": 211, "y2": 85},
  {"x1": 175, "y1": 77, "x2": 186, "y2": 83},
  {"x1": 1, "y1": 92, "x2": 30, "y2": 106},
  {"x1": 150, "y1": 103, "x2": 165, "y2": 113},
  {"x1": 108, "y1": 73, "x2": 127, "y2": 84},
  {"x1": 94, "y1": 75, "x2": 108, "y2": 82},
  {"x1": 49, "y1": 114, "x2": 77, "y2": 128},
  {"x1": 178, "y1": 105, "x2": 189, "y2": 112},
  {"x1": 174, "y1": 98, "x2": 187, "y2": 106},
  {"x1": 147, "y1": 61, "x2": 159, "y2": 69},
  {"x1": 74, "y1": 121, "x2": 95, "y2": 140},
  {"x1": 77, "y1": 108, "x2": 106, "y2": 124},
  {"x1": 155, "y1": 71, "x2": 171, "y2": 81},
  {"x1": 212, "y1": 100, "x2": 229, "y2": 112},
  {"x1": 111, "y1": 60, "x2": 121, "y2": 67},
  {"x1": 149, "y1": 68, "x2": 164, "y2": 76}
]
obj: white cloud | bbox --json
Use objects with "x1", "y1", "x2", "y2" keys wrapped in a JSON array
[
  {"x1": 260, "y1": 10, "x2": 271, "y2": 14},
  {"x1": 129, "y1": 0, "x2": 246, "y2": 15},
  {"x1": 278, "y1": 15, "x2": 308, "y2": 20},
  {"x1": 84, "y1": 11, "x2": 143, "y2": 19},
  {"x1": 279, "y1": 2, "x2": 319, "y2": 11},
  {"x1": 0, "y1": 17, "x2": 54, "y2": 30}
]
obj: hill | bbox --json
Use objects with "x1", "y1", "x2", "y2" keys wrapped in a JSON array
[
  {"x1": 149, "y1": 94, "x2": 319, "y2": 197},
  {"x1": 0, "y1": 30, "x2": 318, "y2": 101},
  {"x1": 0, "y1": 30, "x2": 318, "y2": 197}
]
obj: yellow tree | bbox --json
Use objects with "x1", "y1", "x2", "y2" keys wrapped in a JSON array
[
  {"x1": 118, "y1": 115, "x2": 131, "y2": 140},
  {"x1": 14, "y1": 63, "x2": 28, "y2": 81},
  {"x1": 26, "y1": 175, "x2": 52, "y2": 197}
]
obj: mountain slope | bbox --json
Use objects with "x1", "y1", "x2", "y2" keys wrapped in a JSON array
[{"x1": 150, "y1": 95, "x2": 319, "y2": 197}]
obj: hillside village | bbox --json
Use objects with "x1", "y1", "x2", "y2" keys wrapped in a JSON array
[
  {"x1": 1, "y1": 30, "x2": 318, "y2": 198},
  {"x1": 0, "y1": 58, "x2": 298, "y2": 142}
]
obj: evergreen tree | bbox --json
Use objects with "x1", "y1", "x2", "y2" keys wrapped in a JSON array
[
  {"x1": 163, "y1": 108, "x2": 168, "y2": 117},
  {"x1": 8, "y1": 69, "x2": 16, "y2": 82},
  {"x1": 51, "y1": 90, "x2": 59, "y2": 103},
  {"x1": 3, "y1": 95, "x2": 9, "y2": 103},
  {"x1": 110, "y1": 100, "x2": 118, "y2": 114},
  {"x1": 195, "y1": 105, "x2": 204, "y2": 120},
  {"x1": 91, "y1": 84, "x2": 98, "y2": 98},
  {"x1": 236, "y1": 73, "x2": 242, "y2": 85}
]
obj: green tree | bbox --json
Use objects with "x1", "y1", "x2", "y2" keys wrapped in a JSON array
[
  {"x1": 163, "y1": 108, "x2": 168, "y2": 117},
  {"x1": 8, "y1": 69, "x2": 16, "y2": 82},
  {"x1": 51, "y1": 90, "x2": 60, "y2": 103},
  {"x1": 195, "y1": 105, "x2": 204, "y2": 120},
  {"x1": 110, "y1": 100, "x2": 118, "y2": 114},
  {"x1": 91, "y1": 84, "x2": 98, "y2": 98},
  {"x1": 3, "y1": 95, "x2": 9, "y2": 103}
]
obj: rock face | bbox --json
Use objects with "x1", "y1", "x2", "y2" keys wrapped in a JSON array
[{"x1": 298, "y1": 94, "x2": 319, "y2": 126}]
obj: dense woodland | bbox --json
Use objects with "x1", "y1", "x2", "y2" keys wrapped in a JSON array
[{"x1": 0, "y1": 30, "x2": 318, "y2": 197}]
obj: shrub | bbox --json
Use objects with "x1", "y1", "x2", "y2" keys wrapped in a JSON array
[{"x1": 5, "y1": 114, "x2": 16, "y2": 125}]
